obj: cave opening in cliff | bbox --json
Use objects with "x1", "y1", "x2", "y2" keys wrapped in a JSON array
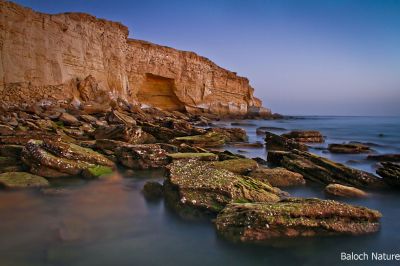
[{"x1": 137, "y1": 73, "x2": 185, "y2": 111}]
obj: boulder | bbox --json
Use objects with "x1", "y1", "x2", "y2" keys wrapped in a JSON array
[
  {"x1": 164, "y1": 160, "x2": 287, "y2": 216},
  {"x1": 256, "y1": 126, "x2": 286, "y2": 135},
  {"x1": 325, "y1": 184, "x2": 368, "y2": 198},
  {"x1": 142, "y1": 181, "x2": 163, "y2": 200},
  {"x1": 328, "y1": 143, "x2": 371, "y2": 154},
  {"x1": 376, "y1": 162, "x2": 400, "y2": 187},
  {"x1": 106, "y1": 110, "x2": 136, "y2": 126},
  {"x1": 265, "y1": 132, "x2": 308, "y2": 151},
  {"x1": 208, "y1": 127, "x2": 248, "y2": 142},
  {"x1": 59, "y1": 112, "x2": 81, "y2": 126},
  {"x1": 21, "y1": 139, "x2": 114, "y2": 178},
  {"x1": 94, "y1": 124, "x2": 155, "y2": 144},
  {"x1": 267, "y1": 150, "x2": 385, "y2": 189},
  {"x1": 282, "y1": 130, "x2": 324, "y2": 143},
  {"x1": 115, "y1": 144, "x2": 169, "y2": 169},
  {"x1": 0, "y1": 172, "x2": 49, "y2": 188},
  {"x1": 215, "y1": 198, "x2": 382, "y2": 242},
  {"x1": 167, "y1": 153, "x2": 218, "y2": 161},
  {"x1": 250, "y1": 167, "x2": 305, "y2": 187},
  {"x1": 170, "y1": 132, "x2": 226, "y2": 148},
  {"x1": 210, "y1": 158, "x2": 259, "y2": 175}
]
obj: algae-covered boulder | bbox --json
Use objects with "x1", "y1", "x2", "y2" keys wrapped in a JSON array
[
  {"x1": 250, "y1": 167, "x2": 305, "y2": 187},
  {"x1": 207, "y1": 128, "x2": 248, "y2": 142},
  {"x1": 215, "y1": 198, "x2": 382, "y2": 242},
  {"x1": 170, "y1": 132, "x2": 226, "y2": 148},
  {"x1": 21, "y1": 139, "x2": 114, "y2": 178},
  {"x1": 115, "y1": 144, "x2": 169, "y2": 169},
  {"x1": 164, "y1": 160, "x2": 287, "y2": 217},
  {"x1": 167, "y1": 153, "x2": 218, "y2": 161},
  {"x1": 210, "y1": 158, "x2": 259, "y2": 175},
  {"x1": 267, "y1": 150, "x2": 385, "y2": 189},
  {"x1": 0, "y1": 172, "x2": 49, "y2": 188},
  {"x1": 142, "y1": 181, "x2": 163, "y2": 200},
  {"x1": 325, "y1": 184, "x2": 368, "y2": 198}
]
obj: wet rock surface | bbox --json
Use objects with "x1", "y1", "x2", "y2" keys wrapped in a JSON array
[
  {"x1": 250, "y1": 167, "x2": 305, "y2": 187},
  {"x1": 164, "y1": 160, "x2": 287, "y2": 216},
  {"x1": 325, "y1": 184, "x2": 368, "y2": 198},
  {"x1": 0, "y1": 172, "x2": 49, "y2": 188},
  {"x1": 215, "y1": 198, "x2": 382, "y2": 242},
  {"x1": 328, "y1": 143, "x2": 371, "y2": 154},
  {"x1": 281, "y1": 130, "x2": 324, "y2": 143},
  {"x1": 268, "y1": 150, "x2": 384, "y2": 189},
  {"x1": 377, "y1": 162, "x2": 400, "y2": 187},
  {"x1": 265, "y1": 132, "x2": 308, "y2": 151}
]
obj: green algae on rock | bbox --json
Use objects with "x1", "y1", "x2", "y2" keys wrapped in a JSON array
[
  {"x1": 21, "y1": 139, "x2": 114, "y2": 178},
  {"x1": 0, "y1": 172, "x2": 49, "y2": 188},
  {"x1": 250, "y1": 167, "x2": 305, "y2": 187},
  {"x1": 164, "y1": 160, "x2": 287, "y2": 217},
  {"x1": 215, "y1": 198, "x2": 382, "y2": 242},
  {"x1": 210, "y1": 158, "x2": 259, "y2": 175}
]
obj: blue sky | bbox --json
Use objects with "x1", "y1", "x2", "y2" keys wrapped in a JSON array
[{"x1": 12, "y1": 0, "x2": 400, "y2": 115}]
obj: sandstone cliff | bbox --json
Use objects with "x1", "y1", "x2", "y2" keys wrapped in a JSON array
[{"x1": 0, "y1": 0, "x2": 270, "y2": 116}]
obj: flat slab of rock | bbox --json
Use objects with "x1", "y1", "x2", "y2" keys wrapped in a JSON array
[
  {"x1": 265, "y1": 132, "x2": 308, "y2": 151},
  {"x1": 210, "y1": 158, "x2": 259, "y2": 175},
  {"x1": 164, "y1": 160, "x2": 287, "y2": 216},
  {"x1": 328, "y1": 143, "x2": 370, "y2": 154},
  {"x1": 167, "y1": 152, "x2": 218, "y2": 161},
  {"x1": 267, "y1": 150, "x2": 385, "y2": 189},
  {"x1": 368, "y1": 154, "x2": 400, "y2": 162},
  {"x1": 115, "y1": 144, "x2": 169, "y2": 169},
  {"x1": 215, "y1": 198, "x2": 382, "y2": 242},
  {"x1": 377, "y1": 162, "x2": 400, "y2": 187},
  {"x1": 0, "y1": 172, "x2": 49, "y2": 188},
  {"x1": 325, "y1": 184, "x2": 368, "y2": 198},
  {"x1": 170, "y1": 132, "x2": 226, "y2": 148},
  {"x1": 282, "y1": 130, "x2": 324, "y2": 143},
  {"x1": 250, "y1": 167, "x2": 305, "y2": 187}
]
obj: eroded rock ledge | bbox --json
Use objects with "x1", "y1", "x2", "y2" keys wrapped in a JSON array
[{"x1": 0, "y1": 0, "x2": 269, "y2": 117}]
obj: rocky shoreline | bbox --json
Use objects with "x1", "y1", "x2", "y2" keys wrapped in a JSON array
[{"x1": 1, "y1": 101, "x2": 399, "y2": 243}]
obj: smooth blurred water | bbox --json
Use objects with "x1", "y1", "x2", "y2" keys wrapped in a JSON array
[{"x1": 0, "y1": 116, "x2": 399, "y2": 266}]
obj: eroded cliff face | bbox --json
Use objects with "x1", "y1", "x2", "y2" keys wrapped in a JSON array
[{"x1": 0, "y1": 0, "x2": 270, "y2": 116}]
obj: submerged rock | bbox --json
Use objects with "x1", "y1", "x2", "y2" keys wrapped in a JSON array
[
  {"x1": 215, "y1": 198, "x2": 382, "y2": 242},
  {"x1": 367, "y1": 154, "x2": 400, "y2": 162},
  {"x1": 265, "y1": 132, "x2": 308, "y2": 151},
  {"x1": 164, "y1": 160, "x2": 287, "y2": 216},
  {"x1": 268, "y1": 150, "x2": 385, "y2": 189},
  {"x1": 0, "y1": 172, "x2": 49, "y2": 188},
  {"x1": 328, "y1": 143, "x2": 371, "y2": 154},
  {"x1": 142, "y1": 181, "x2": 163, "y2": 200},
  {"x1": 376, "y1": 162, "x2": 400, "y2": 187},
  {"x1": 282, "y1": 130, "x2": 324, "y2": 143},
  {"x1": 250, "y1": 167, "x2": 305, "y2": 187},
  {"x1": 325, "y1": 184, "x2": 368, "y2": 198},
  {"x1": 21, "y1": 139, "x2": 114, "y2": 178}
]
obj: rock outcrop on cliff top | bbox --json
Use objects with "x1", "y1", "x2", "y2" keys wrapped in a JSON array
[{"x1": 0, "y1": 0, "x2": 269, "y2": 117}]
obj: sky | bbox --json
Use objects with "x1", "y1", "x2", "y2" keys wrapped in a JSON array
[{"x1": 12, "y1": 0, "x2": 400, "y2": 115}]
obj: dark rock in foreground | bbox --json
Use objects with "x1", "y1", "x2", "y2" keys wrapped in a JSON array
[
  {"x1": 142, "y1": 181, "x2": 163, "y2": 200},
  {"x1": 215, "y1": 198, "x2": 381, "y2": 242},
  {"x1": 328, "y1": 143, "x2": 371, "y2": 154},
  {"x1": 377, "y1": 162, "x2": 400, "y2": 187},
  {"x1": 268, "y1": 150, "x2": 385, "y2": 189},
  {"x1": 282, "y1": 130, "x2": 324, "y2": 143},
  {"x1": 367, "y1": 154, "x2": 400, "y2": 162},
  {"x1": 265, "y1": 132, "x2": 308, "y2": 151},
  {"x1": 164, "y1": 160, "x2": 287, "y2": 217}
]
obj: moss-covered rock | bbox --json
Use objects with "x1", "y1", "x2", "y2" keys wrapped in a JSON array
[
  {"x1": 250, "y1": 167, "x2": 305, "y2": 187},
  {"x1": 207, "y1": 128, "x2": 248, "y2": 142},
  {"x1": 167, "y1": 152, "x2": 218, "y2": 161},
  {"x1": 0, "y1": 172, "x2": 49, "y2": 188},
  {"x1": 115, "y1": 144, "x2": 169, "y2": 169},
  {"x1": 325, "y1": 184, "x2": 368, "y2": 198},
  {"x1": 265, "y1": 132, "x2": 308, "y2": 151},
  {"x1": 328, "y1": 143, "x2": 371, "y2": 154},
  {"x1": 164, "y1": 160, "x2": 287, "y2": 217},
  {"x1": 282, "y1": 130, "x2": 324, "y2": 143},
  {"x1": 215, "y1": 198, "x2": 382, "y2": 242},
  {"x1": 21, "y1": 139, "x2": 115, "y2": 178},
  {"x1": 211, "y1": 158, "x2": 259, "y2": 175},
  {"x1": 82, "y1": 165, "x2": 113, "y2": 178}
]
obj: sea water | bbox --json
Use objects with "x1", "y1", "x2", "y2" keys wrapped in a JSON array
[{"x1": 1, "y1": 116, "x2": 399, "y2": 266}]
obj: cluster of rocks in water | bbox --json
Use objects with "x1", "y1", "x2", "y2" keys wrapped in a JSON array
[{"x1": 0, "y1": 102, "x2": 398, "y2": 243}]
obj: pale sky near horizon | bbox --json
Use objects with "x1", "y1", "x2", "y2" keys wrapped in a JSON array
[{"x1": 12, "y1": 0, "x2": 400, "y2": 116}]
